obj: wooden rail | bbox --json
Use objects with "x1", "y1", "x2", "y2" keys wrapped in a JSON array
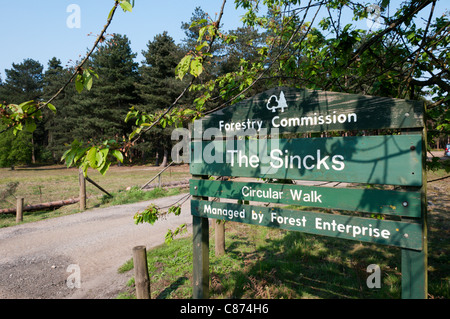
[
  {"x1": 140, "y1": 161, "x2": 174, "y2": 190},
  {"x1": 0, "y1": 198, "x2": 80, "y2": 215}
]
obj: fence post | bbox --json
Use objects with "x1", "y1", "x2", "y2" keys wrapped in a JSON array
[
  {"x1": 79, "y1": 168, "x2": 86, "y2": 211},
  {"x1": 16, "y1": 197, "x2": 24, "y2": 223},
  {"x1": 215, "y1": 220, "x2": 225, "y2": 257},
  {"x1": 133, "y1": 245, "x2": 151, "y2": 299}
]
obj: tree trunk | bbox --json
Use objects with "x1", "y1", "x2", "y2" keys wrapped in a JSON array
[
  {"x1": 160, "y1": 148, "x2": 168, "y2": 167},
  {"x1": 31, "y1": 133, "x2": 36, "y2": 164},
  {"x1": 155, "y1": 151, "x2": 159, "y2": 166}
]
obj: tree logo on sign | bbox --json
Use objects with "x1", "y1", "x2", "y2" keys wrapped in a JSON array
[{"x1": 267, "y1": 91, "x2": 288, "y2": 113}]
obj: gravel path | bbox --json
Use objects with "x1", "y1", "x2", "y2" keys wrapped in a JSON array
[{"x1": 0, "y1": 193, "x2": 192, "y2": 299}]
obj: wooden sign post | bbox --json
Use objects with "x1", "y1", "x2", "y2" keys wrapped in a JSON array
[{"x1": 190, "y1": 87, "x2": 427, "y2": 299}]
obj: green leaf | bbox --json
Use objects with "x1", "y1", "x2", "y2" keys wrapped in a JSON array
[
  {"x1": 75, "y1": 74, "x2": 84, "y2": 93},
  {"x1": 98, "y1": 148, "x2": 109, "y2": 168},
  {"x1": 128, "y1": 129, "x2": 138, "y2": 140},
  {"x1": 176, "y1": 55, "x2": 192, "y2": 80},
  {"x1": 87, "y1": 147, "x2": 98, "y2": 168},
  {"x1": 61, "y1": 149, "x2": 71, "y2": 161},
  {"x1": 24, "y1": 118, "x2": 36, "y2": 132},
  {"x1": 165, "y1": 224, "x2": 187, "y2": 245},
  {"x1": 124, "y1": 107, "x2": 138, "y2": 123},
  {"x1": 61, "y1": 149, "x2": 74, "y2": 167},
  {"x1": 85, "y1": 75, "x2": 93, "y2": 91},
  {"x1": 195, "y1": 41, "x2": 208, "y2": 52},
  {"x1": 98, "y1": 161, "x2": 111, "y2": 175},
  {"x1": 168, "y1": 205, "x2": 181, "y2": 216},
  {"x1": 74, "y1": 147, "x2": 89, "y2": 164},
  {"x1": 190, "y1": 18, "x2": 208, "y2": 29},
  {"x1": 108, "y1": 6, "x2": 115, "y2": 20},
  {"x1": 88, "y1": 68, "x2": 99, "y2": 79},
  {"x1": 47, "y1": 103, "x2": 57, "y2": 114},
  {"x1": 83, "y1": 69, "x2": 93, "y2": 91},
  {"x1": 18, "y1": 100, "x2": 35, "y2": 109},
  {"x1": 190, "y1": 57, "x2": 203, "y2": 77},
  {"x1": 198, "y1": 26, "x2": 206, "y2": 42},
  {"x1": 112, "y1": 150, "x2": 124, "y2": 163},
  {"x1": 119, "y1": 1, "x2": 132, "y2": 12},
  {"x1": 134, "y1": 204, "x2": 160, "y2": 225},
  {"x1": 80, "y1": 161, "x2": 89, "y2": 177},
  {"x1": 65, "y1": 151, "x2": 76, "y2": 168},
  {"x1": 13, "y1": 123, "x2": 23, "y2": 136},
  {"x1": 96, "y1": 150, "x2": 105, "y2": 168}
]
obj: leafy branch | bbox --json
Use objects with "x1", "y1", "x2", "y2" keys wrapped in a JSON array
[
  {"x1": 60, "y1": 139, "x2": 124, "y2": 176},
  {"x1": 123, "y1": 1, "x2": 228, "y2": 243},
  {"x1": 126, "y1": 0, "x2": 228, "y2": 146},
  {"x1": 0, "y1": 0, "x2": 132, "y2": 136},
  {"x1": 133, "y1": 194, "x2": 191, "y2": 244},
  {"x1": 204, "y1": 0, "x2": 321, "y2": 115}
]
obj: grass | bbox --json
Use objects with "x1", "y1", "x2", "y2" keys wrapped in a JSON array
[
  {"x1": 118, "y1": 168, "x2": 449, "y2": 300},
  {"x1": 0, "y1": 164, "x2": 190, "y2": 210},
  {"x1": 118, "y1": 223, "x2": 403, "y2": 299},
  {"x1": 99, "y1": 186, "x2": 184, "y2": 207},
  {"x1": 0, "y1": 164, "x2": 190, "y2": 227},
  {"x1": 118, "y1": 208, "x2": 448, "y2": 299},
  {"x1": 0, "y1": 186, "x2": 187, "y2": 228}
]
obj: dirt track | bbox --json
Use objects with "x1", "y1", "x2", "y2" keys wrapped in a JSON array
[
  {"x1": 0, "y1": 193, "x2": 192, "y2": 299},
  {"x1": 1, "y1": 170, "x2": 447, "y2": 299}
]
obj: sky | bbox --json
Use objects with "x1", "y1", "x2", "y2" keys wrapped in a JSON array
[
  {"x1": 0, "y1": 1, "x2": 447, "y2": 79},
  {"x1": 0, "y1": 0, "x2": 247, "y2": 77}
]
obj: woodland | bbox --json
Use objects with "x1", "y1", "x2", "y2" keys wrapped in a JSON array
[{"x1": 0, "y1": 0, "x2": 448, "y2": 173}]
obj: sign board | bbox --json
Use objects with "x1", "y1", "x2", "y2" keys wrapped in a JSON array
[
  {"x1": 193, "y1": 87, "x2": 424, "y2": 136},
  {"x1": 191, "y1": 134, "x2": 423, "y2": 186},
  {"x1": 191, "y1": 199, "x2": 423, "y2": 250},
  {"x1": 189, "y1": 87, "x2": 427, "y2": 299},
  {"x1": 190, "y1": 179, "x2": 422, "y2": 217}
]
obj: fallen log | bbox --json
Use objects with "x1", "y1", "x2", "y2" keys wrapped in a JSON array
[{"x1": 0, "y1": 198, "x2": 80, "y2": 215}]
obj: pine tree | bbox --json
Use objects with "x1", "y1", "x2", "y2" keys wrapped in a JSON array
[
  {"x1": 69, "y1": 34, "x2": 139, "y2": 144},
  {"x1": 135, "y1": 32, "x2": 186, "y2": 165},
  {"x1": 1, "y1": 58, "x2": 43, "y2": 104},
  {"x1": 138, "y1": 31, "x2": 184, "y2": 111},
  {"x1": 43, "y1": 57, "x2": 77, "y2": 161},
  {"x1": 180, "y1": 7, "x2": 227, "y2": 112},
  {"x1": 180, "y1": 7, "x2": 211, "y2": 53}
]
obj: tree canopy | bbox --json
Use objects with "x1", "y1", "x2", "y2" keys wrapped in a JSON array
[{"x1": 0, "y1": 0, "x2": 448, "y2": 172}]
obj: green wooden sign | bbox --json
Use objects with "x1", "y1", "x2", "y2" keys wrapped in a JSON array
[
  {"x1": 191, "y1": 199, "x2": 423, "y2": 250},
  {"x1": 190, "y1": 179, "x2": 422, "y2": 218},
  {"x1": 190, "y1": 134, "x2": 423, "y2": 186},
  {"x1": 193, "y1": 87, "x2": 424, "y2": 137},
  {"x1": 190, "y1": 87, "x2": 427, "y2": 299}
]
